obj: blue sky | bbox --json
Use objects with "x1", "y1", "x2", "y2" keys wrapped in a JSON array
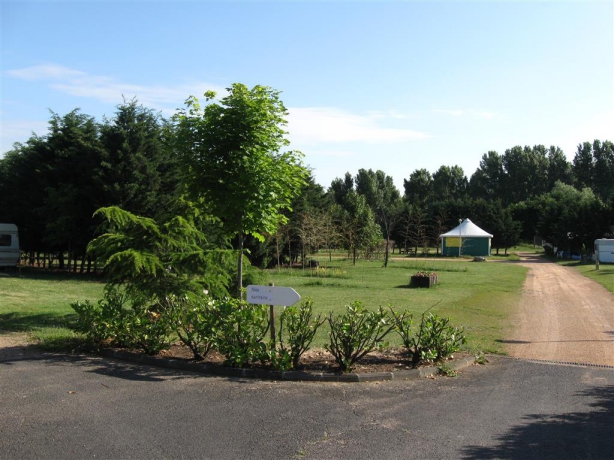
[{"x1": 1, "y1": 0, "x2": 612, "y2": 191}]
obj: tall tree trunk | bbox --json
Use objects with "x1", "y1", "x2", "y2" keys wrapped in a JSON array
[{"x1": 384, "y1": 236, "x2": 390, "y2": 268}]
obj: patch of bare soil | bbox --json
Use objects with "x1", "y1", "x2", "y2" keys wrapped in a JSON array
[
  {"x1": 156, "y1": 343, "x2": 466, "y2": 374},
  {"x1": 0, "y1": 331, "x2": 33, "y2": 360},
  {"x1": 505, "y1": 254, "x2": 614, "y2": 366}
]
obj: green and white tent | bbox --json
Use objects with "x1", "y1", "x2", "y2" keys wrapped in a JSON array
[{"x1": 440, "y1": 219, "x2": 493, "y2": 257}]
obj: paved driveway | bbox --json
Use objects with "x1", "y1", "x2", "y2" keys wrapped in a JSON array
[{"x1": 1, "y1": 349, "x2": 612, "y2": 459}]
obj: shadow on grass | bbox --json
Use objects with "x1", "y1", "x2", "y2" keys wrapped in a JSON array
[
  {"x1": 461, "y1": 385, "x2": 614, "y2": 459},
  {"x1": 0, "y1": 312, "x2": 78, "y2": 332},
  {"x1": 5, "y1": 266, "x2": 104, "y2": 283}
]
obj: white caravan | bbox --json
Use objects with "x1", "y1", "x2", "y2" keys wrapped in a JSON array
[
  {"x1": 0, "y1": 223, "x2": 20, "y2": 267},
  {"x1": 594, "y1": 239, "x2": 614, "y2": 263}
]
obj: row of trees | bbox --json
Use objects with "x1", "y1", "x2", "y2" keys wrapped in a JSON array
[{"x1": 1, "y1": 87, "x2": 613, "y2": 286}]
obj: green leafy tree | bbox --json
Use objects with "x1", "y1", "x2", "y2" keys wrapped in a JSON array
[
  {"x1": 501, "y1": 145, "x2": 550, "y2": 205},
  {"x1": 403, "y1": 168, "x2": 433, "y2": 208},
  {"x1": 535, "y1": 182, "x2": 611, "y2": 252},
  {"x1": 468, "y1": 151, "x2": 504, "y2": 201},
  {"x1": 432, "y1": 165, "x2": 468, "y2": 201},
  {"x1": 335, "y1": 192, "x2": 381, "y2": 264},
  {"x1": 98, "y1": 99, "x2": 180, "y2": 221},
  {"x1": 87, "y1": 206, "x2": 234, "y2": 300},
  {"x1": 174, "y1": 84, "x2": 308, "y2": 296}
]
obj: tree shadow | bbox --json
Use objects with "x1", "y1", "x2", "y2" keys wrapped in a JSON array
[
  {"x1": 461, "y1": 385, "x2": 614, "y2": 459},
  {"x1": 0, "y1": 345, "x2": 253, "y2": 384},
  {"x1": 0, "y1": 312, "x2": 77, "y2": 332},
  {"x1": 0, "y1": 346, "x2": 205, "y2": 382},
  {"x1": 4, "y1": 266, "x2": 104, "y2": 283}
]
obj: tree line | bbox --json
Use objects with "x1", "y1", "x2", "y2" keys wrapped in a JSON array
[{"x1": 1, "y1": 90, "x2": 613, "y2": 280}]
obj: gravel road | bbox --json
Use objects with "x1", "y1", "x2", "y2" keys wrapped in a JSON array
[{"x1": 504, "y1": 253, "x2": 614, "y2": 366}]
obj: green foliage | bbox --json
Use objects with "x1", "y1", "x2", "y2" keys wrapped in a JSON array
[
  {"x1": 174, "y1": 83, "x2": 309, "y2": 295},
  {"x1": 277, "y1": 299, "x2": 326, "y2": 369},
  {"x1": 160, "y1": 293, "x2": 219, "y2": 361},
  {"x1": 391, "y1": 307, "x2": 466, "y2": 366},
  {"x1": 88, "y1": 206, "x2": 234, "y2": 299},
  {"x1": 325, "y1": 302, "x2": 395, "y2": 372},
  {"x1": 214, "y1": 298, "x2": 270, "y2": 367},
  {"x1": 71, "y1": 287, "x2": 129, "y2": 346},
  {"x1": 120, "y1": 303, "x2": 172, "y2": 355},
  {"x1": 437, "y1": 363, "x2": 458, "y2": 377},
  {"x1": 71, "y1": 286, "x2": 172, "y2": 355}
]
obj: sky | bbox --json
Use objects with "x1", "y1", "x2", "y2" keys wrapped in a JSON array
[{"x1": 1, "y1": 0, "x2": 613, "y2": 191}]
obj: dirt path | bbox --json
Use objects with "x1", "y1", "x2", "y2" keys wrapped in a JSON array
[{"x1": 505, "y1": 253, "x2": 614, "y2": 366}]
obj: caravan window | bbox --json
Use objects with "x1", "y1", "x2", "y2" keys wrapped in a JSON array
[{"x1": 0, "y1": 235, "x2": 11, "y2": 246}]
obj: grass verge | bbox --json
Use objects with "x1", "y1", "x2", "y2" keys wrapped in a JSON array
[
  {"x1": 0, "y1": 268, "x2": 104, "y2": 347},
  {"x1": 558, "y1": 261, "x2": 614, "y2": 293},
  {"x1": 0, "y1": 259, "x2": 528, "y2": 355}
]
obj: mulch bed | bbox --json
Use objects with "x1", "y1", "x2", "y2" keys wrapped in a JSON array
[{"x1": 154, "y1": 343, "x2": 465, "y2": 374}]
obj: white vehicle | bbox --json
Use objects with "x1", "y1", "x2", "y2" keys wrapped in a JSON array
[
  {"x1": 0, "y1": 223, "x2": 21, "y2": 267},
  {"x1": 594, "y1": 239, "x2": 614, "y2": 263}
]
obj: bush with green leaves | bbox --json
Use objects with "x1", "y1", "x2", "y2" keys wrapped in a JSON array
[
  {"x1": 325, "y1": 302, "x2": 395, "y2": 373},
  {"x1": 159, "y1": 293, "x2": 220, "y2": 360},
  {"x1": 390, "y1": 308, "x2": 466, "y2": 366},
  {"x1": 420, "y1": 313, "x2": 466, "y2": 362},
  {"x1": 72, "y1": 205, "x2": 237, "y2": 355},
  {"x1": 276, "y1": 299, "x2": 325, "y2": 370},
  {"x1": 121, "y1": 303, "x2": 172, "y2": 355},
  {"x1": 71, "y1": 286, "x2": 172, "y2": 354},
  {"x1": 72, "y1": 287, "x2": 129, "y2": 346},
  {"x1": 87, "y1": 206, "x2": 235, "y2": 301},
  {"x1": 214, "y1": 298, "x2": 270, "y2": 368}
]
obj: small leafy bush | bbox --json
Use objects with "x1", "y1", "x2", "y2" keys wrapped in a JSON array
[
  {"x1": 391, "y1": 308, "x2": 466, "y2": 366},
  {"x1": 72, "y1": 286, "x2": 171, "y2": 355},
  {"x1": 325, "y1": 302, "x2": 395, "y2": 373},
  {"x1": 277, "y1": 299, "x2": 325, "y2": 369},
  {"x1": 71, "y1": 287, "x2": 131, "y2": 346},
  {"x1": 420, "y1": 313, "x2": 466, "y2": 362},
  {"x1": 121, "y1": 304, "x2": 172, "y2": 355},
  {"x1": 161, "y1": 293, "x2": 219, "y2": 361},
  {"x1": 215, "y1": 298, "x2": 270, "y2": 368}
]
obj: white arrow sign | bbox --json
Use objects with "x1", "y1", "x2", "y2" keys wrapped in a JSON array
[{"x1": 246, "y1": 285, "x2": 301, "y2": 306}]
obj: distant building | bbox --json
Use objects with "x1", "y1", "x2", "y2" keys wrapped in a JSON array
[{"x1": 440, "y1": 219, "x2": 493, "y2": 257}]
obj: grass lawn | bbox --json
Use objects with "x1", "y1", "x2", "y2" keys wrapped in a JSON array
[
  {"x1": 263, "y1": 256, "x2": 527, "y2": 354},
  {"x1": 0, "y1": 268, "x2": 104, "y2": 346},
  {"x1": 0, "y1": 258, "x2": 528, "y2": 355},
  {"x1": 558, "y1": 261, "x2": 614, "y2": 293}
]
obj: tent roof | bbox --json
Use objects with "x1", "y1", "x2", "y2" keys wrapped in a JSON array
[{"x1": 440, "y1": 219, "x2": 493, "y2": 238}]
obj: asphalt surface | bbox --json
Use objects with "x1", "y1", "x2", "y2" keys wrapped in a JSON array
[{"x1": 1, "y1": 348, "x2": 613, "y2": 459}]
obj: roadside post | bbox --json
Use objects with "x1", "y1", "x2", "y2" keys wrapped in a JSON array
[{"x1": 246, "y1": 284, "x2": 301, "y2": 350}]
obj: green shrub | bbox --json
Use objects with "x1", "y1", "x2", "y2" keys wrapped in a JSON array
[
  {"x1": 160, "y1": 293, "x2": 219, "y2": 360},
  {"x1": 277, "y1": 299, "x2": 325, "y2": 369},
  {"x1": 390, "y1": 308, "x2": 466, "y2": 366},
  {"x1": 121, "y1": 303, "x2": 172, "y2": 355},
  {"x1": 71, "y1": 287, "x2": 130, "y2": 346},
  {"x1": 72, "y1": 286, "x2": 171, "y2": 355},
  {"x1": 215, "y1": 298, "x2": 270, "y2": 368},
  {"x1": 420, "y1": 313, "x2": 466, "y2": 362},
  {"x1": 325, "y1": 302, "x2": 395, "y2": 373}
]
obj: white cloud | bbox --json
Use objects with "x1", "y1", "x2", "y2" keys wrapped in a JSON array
[
  {"x1": 286, "y1": 107, "x2": 429, "y2": 145},
  {"x1": 0, "y1": 120, "x2": 50, "y2": 155},
  {"x1": 432, "y1": 108, "x2": 497, "y2": 120},
  {"x1": 6, "y1": 64, "x2": 86, "y2": 81},
  {"x1": 6, "y1": 64, "x2": 225, "y2": 114}
]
